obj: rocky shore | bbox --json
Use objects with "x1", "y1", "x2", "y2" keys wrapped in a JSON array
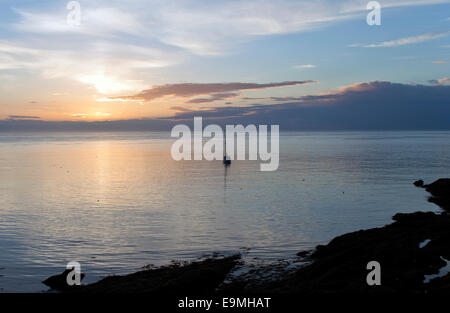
[
  {"x1": 45, "y1": 179, "x2": 450, "y2": 293},
  {"x1": 419, "y1": 178, "x2": 450, "y2": 211}
]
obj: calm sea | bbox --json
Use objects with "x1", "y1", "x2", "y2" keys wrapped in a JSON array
[{"x1": 0, "y1": 131, "x2": 449, "y2": 292}]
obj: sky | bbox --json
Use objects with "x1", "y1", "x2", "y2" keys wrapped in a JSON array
[{"x1": 0, "y1": 0, "x2": 449, "y2": 130}]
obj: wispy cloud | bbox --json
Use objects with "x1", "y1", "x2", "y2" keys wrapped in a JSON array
[
  {"x1": 185, "y1": 93, "x2": 240, "y2": 104},
  {"x1": 169, "y1": 106, "x2": 195, "y2": 112},
  {"x1": 2, "y1": 0, "x2": 450, "y2": 100},
  {"x1": 432, "y1": 60, "x2": 448, "y2": 63},
  {"x1": 10, "y1": 0, "x2": 450, "y2": 57},
  {"x1": 8, "y1": 115, "x2": 40, "y2": 120},
  {"x1": 135, "y1": 0, "x2": 450, "y2": 55},
  {"x1": 359, "y1": 31, "x2": 450, "y2": 48},
  {"x1": 13, "y1": 7, "x2": 144, "y2": 36},
  {"x1": 71, "y1": 113, "x2": 89, "y2": 118},
  {"x1": 293, "y1": 64, "x2": 316, "y2": 70},
  {"x1": 341, "y1": 0, "x2": 450, "y2": 13},
  {"x1": 0, "y1": 41, "x2": 181, "y2": 94}
]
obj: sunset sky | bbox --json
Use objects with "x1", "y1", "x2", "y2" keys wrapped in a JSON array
[{"x1": 0, "y1": 0, "x2": 449, "y2": 127}]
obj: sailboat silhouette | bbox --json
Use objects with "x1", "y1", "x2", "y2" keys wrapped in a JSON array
[{"x1": 223, "y1": 137, "x2": 231, "y2": 166}]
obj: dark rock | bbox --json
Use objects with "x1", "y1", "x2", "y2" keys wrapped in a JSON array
[
  {"x1": 222, "y1": 180, "x2": 450, "y2": 293},
  {"x1": 264, "y1": 211, "x2": 450, "y2": 293},
  {"x1": 73, "y1": 255, "x2": 240, "y2": 294},
  {"x1": 221, "y1": 211, "x2": 450, "y2": 294},
  {"x1": 424, "y1": 178, "x2": 450, "y2": 193},
  {"x1": 413, "y1": 179, "x2": 424, "y2": 187},
  {"x1": 296, "y1": 250, "x2": 311, "y2": 258},
  {"x1": 423, "y1": 178, "x2": 450, "y2": 211},
  {"x1": 43, "y1": 269, "x2": 85, "y2": 291}
]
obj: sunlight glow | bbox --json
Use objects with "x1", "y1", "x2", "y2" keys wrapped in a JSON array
[{"x1": 77, "y1": 74, "x2": 142, "y2": 95}]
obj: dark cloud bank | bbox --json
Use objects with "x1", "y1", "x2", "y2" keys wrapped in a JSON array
[
  {"x1": 1, "y1": 81, "x2": 449, "y2": 131},
  {"x1": 114, "y1": 81, "x2": 317, "y2": 101}
]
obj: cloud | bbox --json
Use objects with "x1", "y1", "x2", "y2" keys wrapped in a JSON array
[
  {"x1": 9, "y1": 0, "x2": 450, "y2": 56},
  {"x1": 341, "y1": 0, "x2": 450, "y2": 13},
  {"x1": 13, "y1": 7, "x2": 144, "y2": 36},
  {"x1": 185, "y1": 93, "x2": 240, "y2": 104},
  {"x1": 149, "y1": 0, "x2": 450, "y2": 55},
  {"x1": 166, "y1": 81, "x2": 450, "y2": 130},
  {"x1": 3, "y1": 81, "x2": 450, "y2": 130},
  {"x1": 359, "y1": 31, "x2": 450, "y2": 48},
  {"x1": 8, "y1": 115, "x2": 40, "y2": 120},
  {"x1": 0, "y1": 41, "x2": 181, "y2": 94},
  {"x1": 6, "y1": 1, "x2": 355, "y2": 56},
  {"x1": 95, "y1": 112, "x2": 111, "y2": 117},
  {"x1": 169, "y1": 106, "x2": 194, "y2": 112},
  {"x1": 71, "y1": 113, "x2": 89, "y2": 118},
  {"x1": 1, "y1": 0, "x2": 448, "y2": 100},
  {"x1": 147, "y1": 1, "x2": 359, "y2": 55},
  {"x1": 270, "y1": 96, "x2": 306, "y2": 102},
  {"x1": 432, "y1": 60, "x2": 448, "y2": 63},
  {"x1": 293, "y1": 64, "x2": 316, "y2": 69},
  {"x1": 429, "y1": 77, "x2": 450, "y2": 85},
  {"x1": 114, "y1": 81, "x2": 318, "y2": 102}
]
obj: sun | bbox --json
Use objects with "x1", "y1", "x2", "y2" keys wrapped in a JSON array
[{"x1": 76, "y1": 73, "x2": 142, "y2": 95}]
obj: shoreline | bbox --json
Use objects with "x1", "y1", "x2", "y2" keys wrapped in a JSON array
[{"x1": 44, "y1": 179, "x2": 450, "y2": 293}]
